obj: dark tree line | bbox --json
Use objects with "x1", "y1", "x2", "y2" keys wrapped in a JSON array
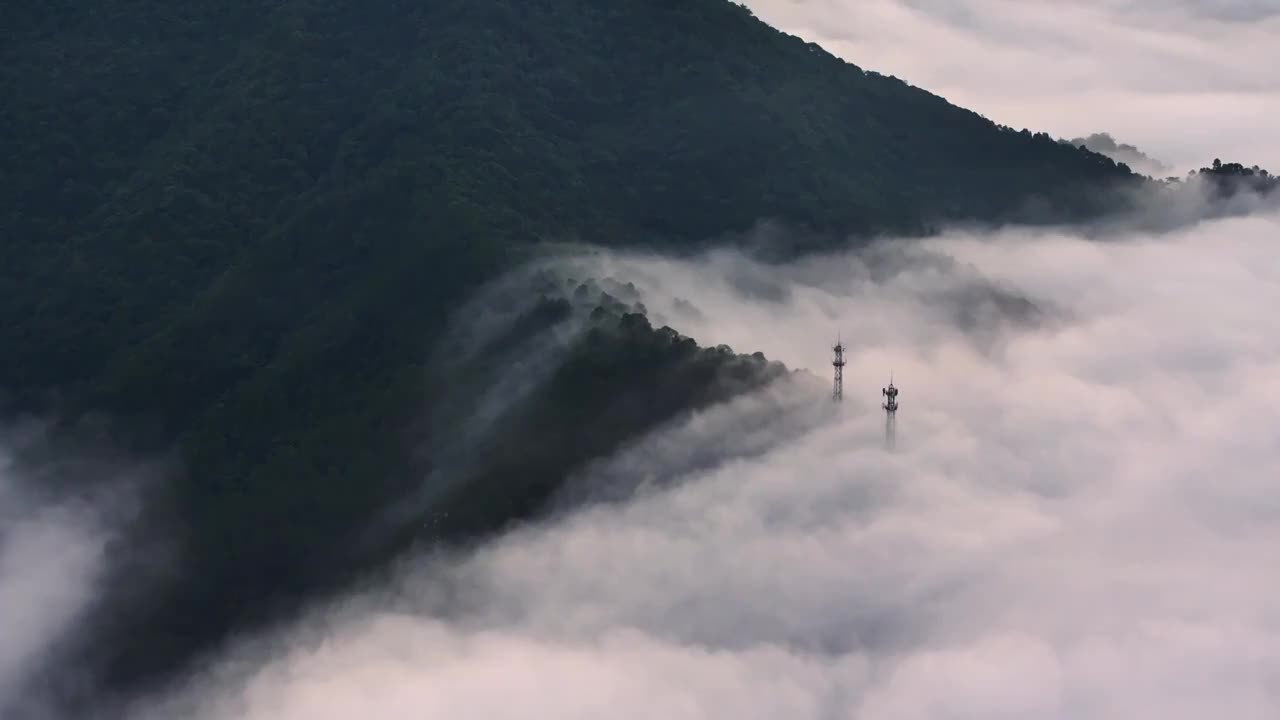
[{"x1": 1191, "y1": 158, "x2": 1279, "y2": 195}]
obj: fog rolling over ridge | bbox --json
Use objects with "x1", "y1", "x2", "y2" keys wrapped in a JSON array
[{"x1": 129, "y1": 207, "x2": 1280, "y2": 719}]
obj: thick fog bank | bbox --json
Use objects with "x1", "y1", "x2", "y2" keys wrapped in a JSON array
[{"x1": 137, "y1": 209, "x2": 1279, "y2": 719}]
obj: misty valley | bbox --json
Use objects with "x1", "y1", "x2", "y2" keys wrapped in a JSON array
[{"x1": 3, "y1": 1, "x2": 1279, "y2": 718}]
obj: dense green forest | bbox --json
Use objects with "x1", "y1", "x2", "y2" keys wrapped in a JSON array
[{"x1": 1, "y1": 0, "x2": 1243, "y2": 708}]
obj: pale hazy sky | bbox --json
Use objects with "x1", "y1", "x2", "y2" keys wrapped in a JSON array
[{"x1": 743, "y1": 0, "x2": 1280, "y2": 173}]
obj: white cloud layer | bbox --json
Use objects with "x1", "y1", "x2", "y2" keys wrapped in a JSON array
[
  {"x1": 135, "y1": 208, "x2": 1280, "y2": 719},
  {"x1": 740, "y1": 0, "x2": 1280, "y2": 172}
]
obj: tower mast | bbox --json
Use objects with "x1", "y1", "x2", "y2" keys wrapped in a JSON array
[
  {"x1": 882, "y1": 375, "x2": 899, "y2": 450},
  {"x1": 832, "y1": 339, "x2": 846, "y2": 402}
]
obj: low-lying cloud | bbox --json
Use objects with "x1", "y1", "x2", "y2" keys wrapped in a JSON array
[
  {"x1": 128, "y1": 206, "x2": 1280, "y2": 719},
  {"x1": 741, "y1": 0, "x2": 1280, "y2": 172}
]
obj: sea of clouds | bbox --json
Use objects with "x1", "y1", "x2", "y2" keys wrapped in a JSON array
[{"x1": 107, "y1": 205, "x2": 1280, "y2": 719}]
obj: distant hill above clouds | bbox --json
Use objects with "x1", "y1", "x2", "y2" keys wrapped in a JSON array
[{"x1": 1063, "y1": 133, "x2": 1172, "y2": 178}]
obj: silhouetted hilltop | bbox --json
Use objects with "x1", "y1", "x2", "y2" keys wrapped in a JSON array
[{"x1": 1192, "y1": 158, "x2": 1279, "y2": 196}]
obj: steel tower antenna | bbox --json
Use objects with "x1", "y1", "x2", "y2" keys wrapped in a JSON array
[
  {"x1": 832, "y1": 338, "x2": 847, "y2": 402},
  {"x1": 882, "y1": 374, "x2": 899, "y2": 451}
]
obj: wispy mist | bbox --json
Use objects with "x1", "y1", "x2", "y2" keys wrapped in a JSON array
[
  {"x1": 0, "y1": 435, "x2": 111, "y2": 716},
  {"x1": 0, "y1": 421, "x2": 166, "y2": 719},
  {"x1": 127, "y1": 205, "x2": 1280, "y2": 719}
]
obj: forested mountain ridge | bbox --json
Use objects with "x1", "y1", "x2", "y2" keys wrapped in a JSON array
[
  {"x1": 3, "y1": 0, "x2": 1136, "y2": 399},
  {"x1": 3, "y1": 0, "x2": 1150, "y2": 707}
]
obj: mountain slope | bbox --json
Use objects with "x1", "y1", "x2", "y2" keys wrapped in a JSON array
[
  {"x1": 2, "y1": 0, "x2": 1143, "y2": 704},
  {"x1": 2, "y1": 0, "x2": 1136, "y2": 398}
]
